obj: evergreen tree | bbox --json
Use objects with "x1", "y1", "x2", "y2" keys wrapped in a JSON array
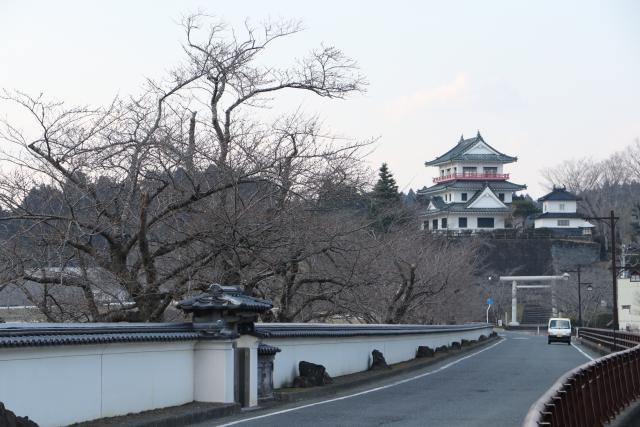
[
  {"x1": 372, "y1": 163, "x2": 400, "y2": 202},
  {"x1": 369, "y1": 163, "x2": 402, "y2": 232}
]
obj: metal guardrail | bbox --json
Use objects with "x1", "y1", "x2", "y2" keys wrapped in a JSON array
[
  {"x1": 523, "y1": 329, "x2": 640, "y2": 426},
  {"x1": 578, "y1": 327, "x2": 640, "y2": 352}
]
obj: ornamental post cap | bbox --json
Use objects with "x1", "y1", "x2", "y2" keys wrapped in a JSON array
[{"x1": 176, "y1": 283, "x2": 273, "y2": 314}]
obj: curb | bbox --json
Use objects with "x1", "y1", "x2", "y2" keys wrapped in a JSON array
[
  {"x1": 576, "y1": 337, "x2": 612, "y2": 357},
  {"x1": 71, "y1": 402, "x2": 240, "y2": 427},
  {"x1": 271, "y1": 336, "x2": 499, "y2": 403}
]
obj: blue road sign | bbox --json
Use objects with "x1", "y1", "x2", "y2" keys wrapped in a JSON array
[{"x1": 486, "y1": 298, "x2": 493, "y2": 305}]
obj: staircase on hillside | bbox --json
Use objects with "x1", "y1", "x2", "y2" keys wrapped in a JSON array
[{"x1": 521, "y1": 304, "x2": 552, "y2": 325}]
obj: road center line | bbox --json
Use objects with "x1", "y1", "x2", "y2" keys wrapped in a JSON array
[
  {"x1": 571, "y1": 342, "x2": 595, "y2": 361},
  {"x1": 215, "y1": 338, "x2": 506, "y2": 426}
]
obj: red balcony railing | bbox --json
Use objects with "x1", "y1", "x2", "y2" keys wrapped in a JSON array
[{"x1": 432, "y1": 172, "x2": 509, "y2": 184}]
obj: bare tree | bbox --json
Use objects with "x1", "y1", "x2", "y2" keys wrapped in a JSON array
[
  {"x1": 335, "y1": 222, "x2": 482, "y2": 324},
  {"x1": 0, "y1": 15, "x2": 367, "y2": 322}
]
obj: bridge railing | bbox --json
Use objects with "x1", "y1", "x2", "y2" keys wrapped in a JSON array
[
  {"x1": 523, "y1": 330, "x2": 640, "y2": 427},
  {"x1": 578, "y1": 327, "x2": 640, "y2": 352}
]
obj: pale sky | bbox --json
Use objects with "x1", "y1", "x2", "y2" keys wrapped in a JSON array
[{"x1": 1, "y1": 0, "x2": 639, "y2": 196}]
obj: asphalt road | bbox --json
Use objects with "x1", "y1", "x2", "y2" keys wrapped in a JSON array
[{"x1": 200, "y1": 331, "x2": 599, "y2": 427}]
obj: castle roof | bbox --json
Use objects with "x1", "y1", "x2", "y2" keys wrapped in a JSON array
[
  {"x1": 424, "y1": 132, "x2": 517, "y2": 166},
  {"x1": 423, "y1": 184, "x2": 510, "y2": 216},
  {"x1": 538, "y1": 186, "x2": 581, "y2": 202},
  {"x1": 417, "y1": 180, "x2": 526, "y2": 196},
  {"x1": 534, "y1": 212, "x2": 587, "y2": 219}
]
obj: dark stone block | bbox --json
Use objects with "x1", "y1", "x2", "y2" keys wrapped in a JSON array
[
  {"x1": 416, "y1": 346, "x2": 435, "y2": 358},
  {"x1": 369, "y1": 349, "x2": 391, "y2": 370},
  {"x1": 450, "y1": 341, "x2": 461, "y2": 350},
  {"x1": 435, "y1": 345, "x2": 448, "y2": 353},
  {"x1": 292, "y1": 361, "x2": 332, "y2": 388},
  {"x1": 0, "y1": 402, "x2": 39, "y2": 427}
]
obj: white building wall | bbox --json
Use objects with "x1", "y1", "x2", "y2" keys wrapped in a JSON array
[
  {"x1": 534, "y1": 218, "x2": 593, "y2": 229},
  {"x1": 445, "y1": 189, "x2": 512, "y2": 204},
  {"x1": 264, "y1": 326, "x2": 493, "y2": 388},
  {"x1": 543, "y1": 200, "x2": 577, "y2": 213},
  {"x1": 423, "y1": 214, "x2": 507, "y2": 231},
  {"x1": 618, "y1": 278, "x2": 640, "y2": 331},
  {"x1": 446, "y1": 162, "x2": 505, "y2": 175},
  {"x1": 0, "y1": 340, "x2": 240, "y2": 427}
]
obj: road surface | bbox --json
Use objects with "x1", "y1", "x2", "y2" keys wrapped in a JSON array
[{"x1": 197, "y1": 331, "x2": 599, "y2": 427}]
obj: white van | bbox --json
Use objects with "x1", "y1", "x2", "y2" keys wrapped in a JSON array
[{"x1": 548, "y1": 318, "x2": 572, "y2": 345}]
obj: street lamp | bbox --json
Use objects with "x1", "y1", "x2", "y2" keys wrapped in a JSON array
[{"x1": 565, "y1": 266, "x2": 593, "y2": 327}]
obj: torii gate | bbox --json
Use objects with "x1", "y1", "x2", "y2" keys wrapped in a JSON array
[{"x1": 499, "y1": 274, "x2": 570, "y2": 326}]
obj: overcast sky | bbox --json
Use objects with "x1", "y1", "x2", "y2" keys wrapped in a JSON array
[{"x1": 1, "y1": 0, "x2": 638, "y2": 197}]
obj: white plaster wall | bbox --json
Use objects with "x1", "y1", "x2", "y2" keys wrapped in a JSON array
[
  {"x1": 443, "y1": 189, "x2": 513, "y2": 204},
  {"x1": 448, "y1": 162, "x2": 504, "y2": 175},
  {"x1": 618, "y1": 279, "x2": 640, "y2": 331},
  {"x1": 193, "y1": 341, "x2": 236, "y2": 404},
  {"x1": 423, "y1": 215, "x2": 507, "y2": 231},
  {"x1": 0, "y1": 341, "x2": 196, "y2": 427},
  {"x1": 264, "y1": 327, "x2": 493, "y2": 388},
  {"x1": 534, "y1": 218, "x2": 592, "y2": 228},
  {"x1": 543, "y1": 200, "x2": 577, "y2": 213}
]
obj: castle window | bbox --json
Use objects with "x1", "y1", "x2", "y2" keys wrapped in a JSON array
[
  {"x1": 559, "y1": 203, "x2": 565, "y2": 211},
  {"x1": 484, "y1": 167, "x2": 498, "y2": 174},
  {"x1": 463, "y1": 167, "x2": 477, "y2": 175},
  {"x1": 461, "y1": 193, "x2": 467, "y2": 201},
  {"x1": 477, "y1": 217, "x2": 495, "y2": 228},
  {"x1": 458, "y1": 217, "x2": 467, "y2": 228},
  {"x1": 441, "y1": 218, "x2": 448, "y2": 229},
  {"x1": 498, "y1": 193, "x2": 505, "y2": 201},
  {"x1": 432, "y1": 219, "x2": 438, "y2": 230},
  {"x1": 557, "y1": 219, "x2": 570, "y2": 227}
]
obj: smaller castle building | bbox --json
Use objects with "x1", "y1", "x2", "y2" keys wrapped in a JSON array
[{"x1": 534, "y1": 187, "x2": 594, "y2": 235}]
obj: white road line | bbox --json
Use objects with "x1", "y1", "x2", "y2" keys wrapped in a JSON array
[
  {"x1": 571, "y1": 342, "x2": 595, "y2": 361},
  {"x1": 215, "y1": 338, "x2": 506, "y2": 427}
]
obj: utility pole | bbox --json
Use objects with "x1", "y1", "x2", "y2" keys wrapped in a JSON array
[
  {"x1": 611, "y1": 210, "x2": 619, "y2": 333},
  {"x1": 587, "y1": 210, "x2": 620, "y2": 350}
]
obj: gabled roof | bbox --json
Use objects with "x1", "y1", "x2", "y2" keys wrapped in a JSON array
[
  {"x1": 538, "y1": 186, "x2": 581, "y2": 202},
  {"x1": 424, "y1": 132, "x2": 517, "y2": 166},
  {"x1": 428, "y1": 196, "x2": 446, "y2": 210},
  {"x1": 422, "y1": 203, "x2": 510, "y2": 216},
  {"x1": 534, "y1": 212, "x2": 587, "y2": 219},
  {"x1": 466, "y1": 185, "x2": 507, "y2": 209},
  {"x1": 422, "y1": 184, "x2": 510, "y2": 216},
  {"x1": 417, "y1": 180, "x2": 526, "y2": 196}
]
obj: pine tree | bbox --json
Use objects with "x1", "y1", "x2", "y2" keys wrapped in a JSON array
[
  {"x1": 369, "y1": 163, "x2": 402, "y2": 232},
  {"x1": 372, "y1": 163, "x2": 400, "y2": 202}
]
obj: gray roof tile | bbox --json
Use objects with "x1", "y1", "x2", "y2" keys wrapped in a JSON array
[
  {"x1": 0, "y1": 323, "x2": 205, "y2": 348},
  {"x1": 417, "y1": 180, "x2": 526, "y2": 196},
  {"x1": 253, "y1": 323, "x2": 490, "y2": 338},
  {"x1": 425, "y1": 133, "x2": 517, "y2": 166},
  {"x1": 538, "y1": 187, "x2": 581, "y2": 202}
]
